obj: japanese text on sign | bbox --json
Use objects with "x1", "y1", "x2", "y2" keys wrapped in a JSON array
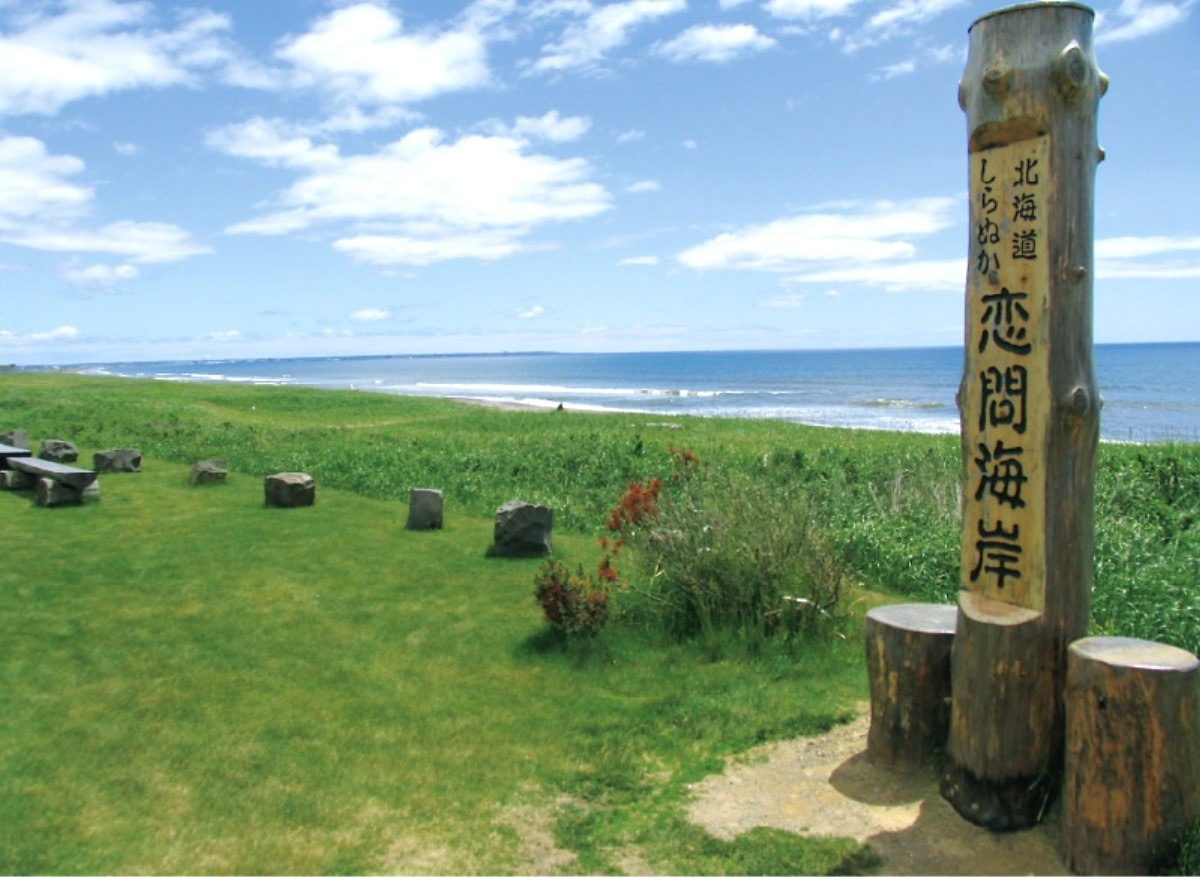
[{"x1": 962, "y1": 136, "x2": 1049, "y2": 612}]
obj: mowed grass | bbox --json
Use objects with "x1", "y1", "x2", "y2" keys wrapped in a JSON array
[{"x1": 0, "y1": 404, "x2": 867, "y2": 873}]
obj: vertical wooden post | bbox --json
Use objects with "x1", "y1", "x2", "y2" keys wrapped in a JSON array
[{"x1": 941, "y1": 1, "x2": 1106, "y2": 831}]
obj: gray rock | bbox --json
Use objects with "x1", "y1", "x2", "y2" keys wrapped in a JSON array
[
  {"x1": 94, "y1": 448, "x2": 141, "y2": 473},
  {"x1": 265, "y1": 472, "x2": 315, "y2": 508},
  {"x1": 0, "y1": 429, "x2": 28, "y2": 448},
  {"x1": 189, "y1": 459, "x2": 228, "y2": 486},
  {"x1": 490, "y1": 500, "x2": 553, "y2": 557},
  {"x1": 406, "y1": 488, "x2": 444, "y2": 531},
  {"x1": 39, "y1": 439, "x2": 78, "y2": 463}
]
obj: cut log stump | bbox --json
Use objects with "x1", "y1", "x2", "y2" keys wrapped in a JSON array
[
  {"x1": 865, "y1": 602, "x2": 958, "y2": 769},
  {"x1": 1062, "y1": 636, "x2": 1200, "y2": 876}
]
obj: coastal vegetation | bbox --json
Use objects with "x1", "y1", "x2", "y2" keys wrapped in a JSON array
[{"x1": 1, "y1": 371, "x2": 1197, "y2": 873}]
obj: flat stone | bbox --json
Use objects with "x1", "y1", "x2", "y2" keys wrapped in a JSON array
[
  {"x1": 94, "y1": 448, "x2": 141, "y2": 473},
  {"x1": 189, "y1": 459, "x2": 228, "y2": 486}
]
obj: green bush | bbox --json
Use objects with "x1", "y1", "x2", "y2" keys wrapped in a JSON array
[{"x1": 622, "y1": 464, "x2": 849, "y2": 642}]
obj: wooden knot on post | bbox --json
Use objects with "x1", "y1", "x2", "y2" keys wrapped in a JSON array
[
  {"x1": 1061, "y1": 637, "x2": 1200, "y2": 875},
  {"x1": 1053, "y1": 42, "x2": 1091, "y2": 104}
]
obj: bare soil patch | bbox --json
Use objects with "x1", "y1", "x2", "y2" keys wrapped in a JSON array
[{"x1": 688, "y1": 707, "x2": 1068, "y2": 876}]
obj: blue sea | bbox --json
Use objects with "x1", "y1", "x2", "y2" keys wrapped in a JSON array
[{"x1": 78, "y1": 343, "x2": 1200, "y2": 443}]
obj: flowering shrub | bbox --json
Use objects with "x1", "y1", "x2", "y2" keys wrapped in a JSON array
[{"x1": 533, "y1": 560, "x2": 610, "y2": 638}]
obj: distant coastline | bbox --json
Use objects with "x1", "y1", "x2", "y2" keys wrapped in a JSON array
[{"x1": 24, "y1": 341, "x2": 1200, "y2": 444}]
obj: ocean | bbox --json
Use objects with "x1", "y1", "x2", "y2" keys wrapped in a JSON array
[{"x1": 78, "y1": 343, "x2": 1200, "y2": 443}]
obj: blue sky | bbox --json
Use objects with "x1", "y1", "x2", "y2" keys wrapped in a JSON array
[{"x1": 1, "y1": 0, "x2": 1196, "y2": 365}]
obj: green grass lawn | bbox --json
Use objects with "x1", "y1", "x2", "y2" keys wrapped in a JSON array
[
  {"x1": 1, "y1": 372, "x2": 1196, "y2": 874},
  {"x1": 0, "y1": 440, "x2": 866, "y2": 874}
]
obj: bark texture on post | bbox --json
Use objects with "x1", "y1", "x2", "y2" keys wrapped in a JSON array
[
  {"x1": 1061, "y1": 637, "x2": 1200, "y2": 876},
  {"x1": 865, "y1": 603, "x2": 958, "y2": 769},
  {"x1": 943, "y1": 1, "x2": 1106, "y2": 831}
]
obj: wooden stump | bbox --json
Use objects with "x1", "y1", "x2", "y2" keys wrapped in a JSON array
[
  {"x1": 1061, "y1": 636, "x2": 1200, "y2": 876},
  {"x1": 941, "y1": 591, "x2": 1060, "y2": 831},
  {"x1": 865, "y1": 603, "x2": 958, "y2": 769}
]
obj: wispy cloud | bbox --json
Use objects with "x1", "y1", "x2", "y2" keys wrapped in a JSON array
[
  {"x1": 351, "y1": 308, "x2": 391, "y2": 322},
  {"x1": 765, "y1": 0, "x2": 863, "y2": 21},
  {"x1": 487, "y1": 109, "x2": 592, "y2": 142},
  {"x1": 678, "y1": 198, "x2": 958, "y2": 272},
  {"x1": 518, "y1": 304, "x2": 546, "y2": 318},
  {"x1": 654, "y1": 24, "x2": 776, "y2": 63},
  {"x1": 0, "y1": 1, "x2": 262, "y2": 116},
  {"x1": 218, "y1": 122, "x2": 611, "y2": 266},
  {"x1": 531, "y1": 0, "x2": 687, "y2": 73},
  {"x1": 0, "y1": 135, "x2": 209, "y2": 267},
  {"x1": 1097, "y1": 0, "x2": 1195, "y2": 42},
  {"x1": 1096, "y1": 234, "x2": 1200, "y2": 279}
]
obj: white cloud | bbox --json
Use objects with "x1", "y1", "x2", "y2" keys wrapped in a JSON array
[
  {"x1": 871, "y1": 58, "x2": 917, "y2": 80},
  {"x1": 532, "y1": 0, "x2": 687, "y2": 72},
  {"x1": 764, "y1": 0, "x2": 862, "y2": 20},
  {"x1": 1095, "y1": 234, "x2": 1200, "y2": 279},
  {"x1": 618, "y1": 129, "x2": 646, "y2": 143},
  {"x1": 276, "y1": 2, "x2": 492, "y2": 105},
  {"x1": 492, "y1": 110, "x2": 592, "y2": 142},
  {"x1": 208, "y1": 330, "x2": 242, "y2": 342},
  {"x1": 619, "y1": 255, "x2": 659, "y2": 265},
  {"x1": 1096, "y1": 235, "x2": 1200, "y2": 258},
  {"x1": 654, "y1": 24, "x2": 776, "y2": 63},
  {"x1": 0, "y1": 136, "x2": 209, "y2": 265},
  {"x1": 206, "y1": 117, "x2": 341, "y2": 170},
  {"x1": 334, "y1": 229, "x2": 530, "y2": 266},
  {"x1": 0, "y1": 0, "x2": 257, "y2": 116},
  {"x1": 351, "y1": 308, "x2": 391, "y2": 322},
  {"x1": 864, "y1": 0, "x2": 969, "y2": 35},
  {"x1": 677, "y1": 198, "x2": 958, "y2": 272},
  {"x1": 0, "y1": 136, "x2": 90, "y2": 228},
  {"x1": 763, "y1": 293, "x2": 806, "y2": 307},
  {"x1": 62, "y1": 262, "x2": 140, "y2": 285},
  {"x1": 226, "y1": 126, "x2": 610, "y2": 266},
  {"x1": 517, "y1": 305, "x2": 545, "y2": 319},
  {"x1": 626, "y1": 180, "x2": 660, "y2": 193},
  {"x1": 8, "y1": 220, "x2": 212, "y2": 264},
  {"x1": 1097, "y1": 0, "x2": 1193, "y2": 42},
  {"x1": 0, "y1": 325, "x2": 81, "y2": 345},
  {"x1": 113, "y1": 141, "x2": 139, "y2": 156},
  {"x1": 785, "y1": 257, "x2": 967, "y2": 292}
]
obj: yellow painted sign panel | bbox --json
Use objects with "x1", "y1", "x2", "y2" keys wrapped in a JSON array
[{"x1": 961, "y1": 135, "x2": 1050, "y2": 613}]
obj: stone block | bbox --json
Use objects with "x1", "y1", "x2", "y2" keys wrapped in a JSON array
[
  {"x1": 94, "y1": 448, "x2": 142, "y2": 473},
  {"x1": 490, "y1": 499, "x2": 552, "y2": 557},
  {"x1": 39, "y1": 439, "x2": 78, "y2": 463},
  {"x1": 406, "y1": 488, "x2": 444, "y2": 531},
  {"x1": 265, "y1": 472, "x2": 315, "y2": 508},
  {"x1": 189, "y1": 459, "x2": 228, "y2": 486}
]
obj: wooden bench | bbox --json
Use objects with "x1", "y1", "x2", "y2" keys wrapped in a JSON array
[
  {"x1": 5, "y1": 456, "x2": 98, "y2": 506},
  {"x1": 0, "y1": 442, "x2": 31, "y2": 468}
]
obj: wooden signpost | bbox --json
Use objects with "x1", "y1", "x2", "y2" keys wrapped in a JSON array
[{"x1": 941, "y1": 1, "x2": 1106, "y2": 831}]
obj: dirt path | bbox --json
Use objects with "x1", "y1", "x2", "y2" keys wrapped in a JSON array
[{"x1": 687, "y1": 708, "x2": 1068, "y2": 876}]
